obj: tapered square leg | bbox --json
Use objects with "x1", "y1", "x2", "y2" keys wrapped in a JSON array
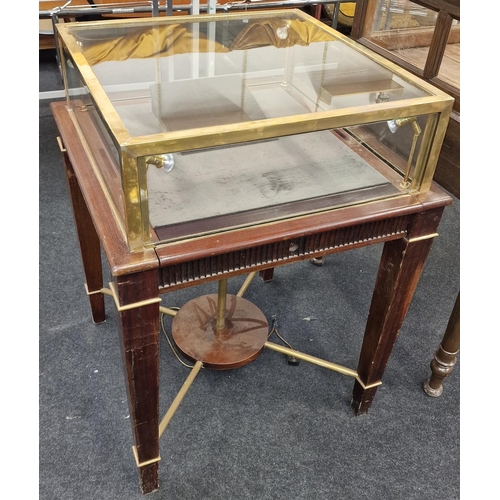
[
  {"x1": 351, "y1": 380, "x2": 380, "y2": 415},
  {"x1": 62, "y1": 146, "x2": 105, "y2": 323},
  {"x1": 114, "y1": 271, "x2": 161, "y2": 494},
  {"x1": 351, "y1": 208, "x2": 445, "y2": 415}
]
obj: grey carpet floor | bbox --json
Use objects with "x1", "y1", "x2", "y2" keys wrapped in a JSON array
[{"x1": 39, "y1": 48, "x2": 460, "y2": 500}]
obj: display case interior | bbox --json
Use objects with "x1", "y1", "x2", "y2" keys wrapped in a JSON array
[{"x1": 56, "y1": 9, "x2": 453, "y2": 251}]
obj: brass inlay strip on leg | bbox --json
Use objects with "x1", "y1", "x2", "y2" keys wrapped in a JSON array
[
  {"x1": 236, "y1": 271, "x2": 258, "y2": 297},
  {"x1": 84, "y1": 283, "x2": 161, "y2": 311},
  {"x1": 56, "y1": 136, "x2": 66, "y2": 153},
  {"x1": 108, "y1": 281, "x2": 161, "y2": 312},
  {"x1": 355, "y1": 378, "x2": 383, "y2": 390},
  {"x1": 406, "y1": 233, "x2": 439, "y2": 243},
  {"x1": 264, "y1": 341, "x2": 358, "y2": 378},
  {"x1": 84, "y1": 283, "x2": 108, "y2": 296},
  {"x1": 131, "y1": 446, "x2": 161, "y2": 468},
  {"x1": 159, "y1": 360, "x2": 203, "y2": 438}
]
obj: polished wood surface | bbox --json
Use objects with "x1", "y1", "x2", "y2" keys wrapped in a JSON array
[{"x1": 51, "y1": 100, "x2": 452, "y2": 494}]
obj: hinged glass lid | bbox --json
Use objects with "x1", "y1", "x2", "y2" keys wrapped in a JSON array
[
  {"x1": 57, "y1": 10, "x2": 453, "y2": 250},
  {"x1": 63, "y1": 10, "x2": 434, "y2": 141}
]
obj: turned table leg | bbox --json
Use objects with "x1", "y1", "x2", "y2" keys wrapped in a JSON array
[
  {"x1": 113, "y1": 270, "x2": 161, "y2": 495},
  {"x1": 424, "y1": 292, "x2": 460, "y2": 397},
  {"x1": 351, "y1": 208, "x2": 445, "y2": 415},
  {"x1": 62, "y1": 144, "x2": 105, "y2": 323}
]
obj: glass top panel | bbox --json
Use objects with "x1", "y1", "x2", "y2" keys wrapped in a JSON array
[{"x1": 67, "y1": 12, "x2": 431, "y2": 137}]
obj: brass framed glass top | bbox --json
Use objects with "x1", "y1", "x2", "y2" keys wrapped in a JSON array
[
  {"x1": 56, "y1": 10, "x2": 454, "y2": 250},
  {"x1": 58, "y1": 9, "x2": 448, "y2": 149}
]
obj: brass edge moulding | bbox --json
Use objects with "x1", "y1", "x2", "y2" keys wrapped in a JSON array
[
  {"x1": 132, "y1": 446, "x2": 161, "y2": 468},
  {"x1": 56, "y1": 136, "x2": 66, "y2": 153},
  {"x1": 121, "y1": 152, "x2": 149, "y2": 252},
  {"x1": 123, "y1": 97, "x2": 449, "y2": 158},
  {"x1": 154, "y1": 191, "x2": 411, "y2": 254},
  {"x1": 407, "y1": 113, "x2": 438, "y2": 193},
  {"x1": 57, "y1": 33, "x2": 67, "y2": 103},
  {"x1": 413, "y1": 103, "x2": 454, "y2": 192},
  {"x1": 108, "y1": 281, "x2": 161, "y2": 312}
]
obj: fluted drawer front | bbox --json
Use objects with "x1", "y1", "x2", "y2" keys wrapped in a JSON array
[{"x1": 158, "y1": 215, "x2": 410, "y2": 289}]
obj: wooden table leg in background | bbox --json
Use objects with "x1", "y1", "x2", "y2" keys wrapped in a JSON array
[
  {"x1": 351, "y1": 207, "x2": 445, "y2": 415},
  {"x1": 423, "y1": 292, "x2": 460, "y2": 397},
  {"x1": 113, "y1": 271, "x2": 161, "y2": 495},
  {"x1": 61, "y1": 140, "x2": 105, "y2": 324}
]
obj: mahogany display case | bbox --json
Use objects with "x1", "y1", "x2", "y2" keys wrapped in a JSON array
[{"x1": 52, "y1": 9, "x2": 453, "y2": 494}]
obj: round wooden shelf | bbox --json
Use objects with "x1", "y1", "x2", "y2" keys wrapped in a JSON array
[{"x1": 171, "y1": 293, "x2": 269, "y2": 370}]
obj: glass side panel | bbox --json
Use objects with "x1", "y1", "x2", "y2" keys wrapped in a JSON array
[
  {"x1": 57, "y1": 11, "x2": 452, "y2": 250},
  {"x1": 145, "y1": 114, "x2": 431, "y2": 243},
  {"x1": 66, "y1": 13, "x2": 430, "y2": 138},
  {"x1": 62, "y1": 44, "x2": 126, "y2": 225}
]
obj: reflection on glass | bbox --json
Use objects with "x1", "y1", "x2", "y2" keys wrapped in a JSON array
[
  {"x1": 66, "y1": 15, "x2": 429, "y2": 138},
  {"x1": 374, "y1": 0, "x2": 438, "y2": 32},
  {"x1": 370, "y1": 0, "x2": 438, "y2": 71},
  {"x1": 386, "y1": 117, "x2": 421, "y2": 187}
]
